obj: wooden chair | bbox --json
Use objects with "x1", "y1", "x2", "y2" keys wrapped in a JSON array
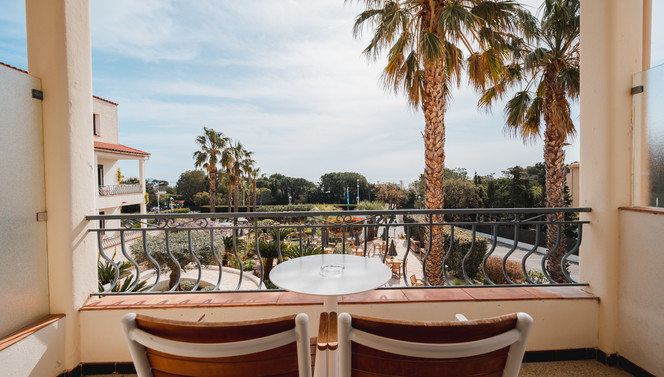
[
  {"x1": 121, "y1": 313, "x2": 312, "y2": 377},
  {"x1": 409, "y1": 274, "x2": 425, "y2": 286},
  {"x1": 336, "y1": 312, "x2": 533, "y2": 377}
]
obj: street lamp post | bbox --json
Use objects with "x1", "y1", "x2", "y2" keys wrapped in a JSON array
[{"x1": 356, "y1": 178, "x2": 360, "y2": 204}]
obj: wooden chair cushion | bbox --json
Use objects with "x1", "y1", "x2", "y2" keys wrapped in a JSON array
[
  {"x1": 134, "y1": 314, "x2": 301, "y2": 377},
  {"x1": 349, "y1": 314, "x2": 518, "y2": 377}
]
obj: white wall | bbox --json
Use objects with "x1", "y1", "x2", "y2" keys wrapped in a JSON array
[
  {"x1": 0, "y1": 65, "x2": 50, "y2": 338},
  {"x1": 0, "y1": 318, "x2": 67, "y2": 377},
  {"x1": 92, "y1": 97, "x2": 118, "y2": 144},
  {"x1": 618, "y1": 210, "x2": 664, "y2": 376}
]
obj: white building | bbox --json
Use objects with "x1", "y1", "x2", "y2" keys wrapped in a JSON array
[{"x1": 92, "y1": 96, "x2": 149, "y2": 231}]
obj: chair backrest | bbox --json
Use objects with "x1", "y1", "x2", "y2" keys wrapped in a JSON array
[
  {"x1": 337, "y1": 312, "x2": 532, "y2": 377},
  {"x1": 121, "y1": 313, "x2": 311, "y2": 377}
]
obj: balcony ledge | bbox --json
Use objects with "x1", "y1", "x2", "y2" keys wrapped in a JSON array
[{"x1": 81, "y1": 286, "x2": 597, "y2": 311}]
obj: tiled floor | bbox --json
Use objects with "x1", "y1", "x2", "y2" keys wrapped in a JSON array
[
  {"x1": 520, "y1": 360, "x2": 633, "y2": 376},
  {"x1": 86, "y1": 360, "x2": 634, "y2": 377}
]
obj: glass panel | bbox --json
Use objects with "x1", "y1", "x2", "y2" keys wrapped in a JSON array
[
  {"x1": 0, "y1": 64, "x2": 49, "y2": 337},
  {"x1": 633, "y1": 64, "x2": 664, "y2": 207}
]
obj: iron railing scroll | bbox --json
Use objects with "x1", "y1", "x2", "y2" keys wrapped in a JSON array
[{"x1": 87, "y1": 208, "x2": 591, "y2": 296}]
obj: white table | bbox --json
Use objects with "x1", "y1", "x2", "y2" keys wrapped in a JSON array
[{"x1": 269, "y1": 254, "x2": 391, "y2": 377}]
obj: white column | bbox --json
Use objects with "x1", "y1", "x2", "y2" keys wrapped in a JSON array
[
  {"x1": 579, "y1": 0, "x2": 643, "y2": 354},
  {"x1": 139, "y1": 158, "x2": 147, "y2": 214},
  {"x1": 26, "y1": 0, "x2": 96, "y2": 370}
]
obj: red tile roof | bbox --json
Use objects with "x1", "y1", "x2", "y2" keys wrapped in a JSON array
[
  {"x1": 94, "y1": 141, "x2": 150, "y2": 156},
  {"x1": 0, "y1": 62, "x2": 28, "y2": 74},
  {"x1": 93, "y1": 95, "x2": 119, "y2": 106}
]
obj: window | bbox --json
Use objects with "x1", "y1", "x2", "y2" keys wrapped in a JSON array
[{"x1": 93, "y1": 113, "x2": 100, "y2": 136}]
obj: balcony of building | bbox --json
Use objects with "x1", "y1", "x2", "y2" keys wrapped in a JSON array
[{"x1": 0, "y1": 0, "x2": 662, "y2": 376}]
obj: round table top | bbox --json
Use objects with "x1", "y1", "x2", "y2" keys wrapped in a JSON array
[{"x1": 269, "y1": 254, "x2": 392, "y2": 296}]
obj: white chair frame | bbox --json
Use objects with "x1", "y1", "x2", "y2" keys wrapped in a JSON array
[
  {"x1": 121, "y1": 312, "x2": 312, "y2": 377},
  {"x1": 338, "y1": 312, "x2": 533, "y2": 377}
]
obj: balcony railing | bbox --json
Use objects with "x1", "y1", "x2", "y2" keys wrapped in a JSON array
[
  {"x1": 87, "y1": 208, "x2": 591, "y2": 295},
  {"x1": 98, "y1": 184, "x2": 141, "y2": 196}
]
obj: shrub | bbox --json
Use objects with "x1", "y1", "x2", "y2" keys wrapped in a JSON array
[
  {"x1": 130, "y1": 230, "x2": 225, "y2": 290},
  {"x1": 442, "y1": 228, "x2": 488, "y2": 280},
  {"x1": 483, "y1": 256, "x2": 526, "y2": 284},
  {"x1": 160, "y1": 208, "x2": 191, "y2": 214},
  {"x1": 403, "y1": 215, "x2": 426, "y2": 244}
]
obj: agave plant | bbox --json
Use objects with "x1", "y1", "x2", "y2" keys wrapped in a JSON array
[{"x1": 97, "y1": 252, "x2": 148, "y2": 293}]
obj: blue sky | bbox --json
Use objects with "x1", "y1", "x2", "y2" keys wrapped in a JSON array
[{"x1": 2, "y1": 1, "x2": 662, "y2": 186}]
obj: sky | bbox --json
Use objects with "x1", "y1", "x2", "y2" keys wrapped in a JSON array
[{"x1": 1, "y1": 1, "x2": 663, "y2": 186}]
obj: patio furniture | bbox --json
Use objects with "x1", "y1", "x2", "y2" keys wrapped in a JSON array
[
  {"x1": 121, "y1": 312, "x2": 312, "y2": 377},
  {"x1": 386, "y1": 258, "x2": 402, "y2": 277},
  {"x1": 410, "y1": 274, "x2": 425, "y2": 286},
  {"x1": 336, "y1": 312, "x2": 533, "y2": 377}
]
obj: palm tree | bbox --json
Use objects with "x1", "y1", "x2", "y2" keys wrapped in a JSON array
[
  {"x1": 250, "y1": 167, "x2": 261, "y2": 212},
  {"x1": 193, "y1": 127, "x2": 230, "y2": 213},
  {"x1": 352, "y1": 0, "x2": 535, "y2": 284},
  {"x1": 479, "y1": 0, "x2": 579, "y2": 282},
  {"x1": 224, "y1": 141, "x2": 253, "y2": 213}
]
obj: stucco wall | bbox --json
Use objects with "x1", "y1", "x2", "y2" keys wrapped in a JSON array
[
  {"x1": 618, "y1": 210, "x2": 664, "y2": 376},
  {"x1": 0, "y1": 318, "x2": 67, "y2": 377},
  {"x1": 80, "y1": 297, "x2": 599, "y2": 363},
  {"x1": 0, "y1": 65, "x2": 50, "y2": 338},
  {"x1": 92, "y1": 97, "x2": 118, "y2": 144}
]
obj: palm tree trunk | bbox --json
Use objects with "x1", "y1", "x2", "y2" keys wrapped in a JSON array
[
  {"x1": 253, "y1": 180, "x2": 257, "y2": 212},
  {"x1": 234, "y1": 169, "x2": 240, "y2": 213},
  {"x1": 543, "y1": 75, "x2": 569, "y2": 283},
  {"x1": 228, "y1": 181, "x2": 233, "y2": 213},
  {"x1": 209, "y1": 169, "x2": 216, "y2": 213},
  {"x1": 422, "y1": 61, "x2": 447, "y2": 285}
]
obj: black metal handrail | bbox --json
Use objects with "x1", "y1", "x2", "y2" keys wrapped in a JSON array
[{"x1": 87, "y1": 208, "x2": 591, "y2": 296}]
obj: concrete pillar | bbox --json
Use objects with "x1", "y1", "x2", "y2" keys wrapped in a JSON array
[
  {"x1": 579, "y1": 0, "x2": 643, "y2": 354},
  {"x1": 139, "y1": 158, "x2": 147, "y2": 214},
  {"x1": 25, "y1": 0, "x2": 96, "y2": 369}
]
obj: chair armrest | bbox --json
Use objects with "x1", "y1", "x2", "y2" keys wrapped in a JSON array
[
  {"x1": 327, "y1": 312, "x2": 338, "y2": 351},
  {"x1": 317, "y1": 312, "x2": 328, "y2": 351}
]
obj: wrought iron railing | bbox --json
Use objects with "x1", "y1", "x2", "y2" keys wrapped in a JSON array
[
  {"x1": 87, "y1": 208, "x2": 590, "y2": 295},
  {"x1": 98, "y1": 184, "x2": 142, "y2": 196}
]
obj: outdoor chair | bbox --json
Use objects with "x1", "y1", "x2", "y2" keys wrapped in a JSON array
[
  {"x1": 409, "y1": 274, "x2": 425, "y2": 286},
  {"x1": 121, "y1": 312, "x2": 312, "y2": 377},
  {"x1": 336, "y1": 312, "x2": 533, "y2": 377}
]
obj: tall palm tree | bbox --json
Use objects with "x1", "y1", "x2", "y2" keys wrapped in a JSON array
[
  {"x1": 224, "y1": 141, "x2": 253, "y2": 213},
  {"x1": 193, "y1": 127, "x2": 230, "y2": 213},
  {"x1": 479, "y1": 0, "x2": 579, "y2": 282},
  {"x1": 250, "y1": 167, "x2": 261, "y2": 212},
  {"x1": 352, "y1": 0, "x2": 536, "y2": 284}
]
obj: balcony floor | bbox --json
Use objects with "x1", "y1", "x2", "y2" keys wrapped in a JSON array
[{"x1": 85, "y1": 360, "x2": 633, "y2": 377}]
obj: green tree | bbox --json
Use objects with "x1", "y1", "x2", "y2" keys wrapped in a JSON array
[
  {"x1": 373, "y1": 183, "x2": 408, "y2": 209},
  {"x1": 318, "y1": 172, "x2": 369, "y2": 204},
  {"x1": 175, "y1": 170, "x2": 207, "y2": 207},
  {"x1": 193, "y1": 127, "x2": 230, "y2": 213},
  {"x1": 352, "y1": 0, "x2": 535, "y2": 284},
  {"x1": 480, "y1": 0, "x2": 579, "y2": 282}
]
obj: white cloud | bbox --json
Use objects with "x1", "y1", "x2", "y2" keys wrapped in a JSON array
[{"x1": 90, "y1": 0, "x2": 579, "y2": 185}]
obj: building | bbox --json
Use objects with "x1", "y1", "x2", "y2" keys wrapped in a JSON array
[
  {"x1": 0, "y1": 1, "x2": 661, "y2": 376},
  {"x1": 92, "y1": 96, "x2": 150, "y2": 233}
]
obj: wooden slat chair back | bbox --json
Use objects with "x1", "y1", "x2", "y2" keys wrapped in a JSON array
[
  {"x1": 121, "y1": 313, "x2": 311, "y2": 377},
  {"x1": 337, "y1": 312, "x2": 533, "y2": 377}
]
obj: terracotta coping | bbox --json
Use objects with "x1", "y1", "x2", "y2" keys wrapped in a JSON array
[
  {"x1": 0, "y1": 314, "x2": 65, "y2": 352},
  {"x1": 619, "y1": 206, "x2": 664, "y2": 215},
  {"x1": 81, "y1": 287, "x2": 597, "y2": 311}
]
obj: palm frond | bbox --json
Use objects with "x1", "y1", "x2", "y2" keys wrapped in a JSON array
[
  {"x1": 504, "y1": 90, "x2": 531, "y2": 130},
  {"x1": 556, "y1": 66, "x2": 579, "y2": 100}
]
